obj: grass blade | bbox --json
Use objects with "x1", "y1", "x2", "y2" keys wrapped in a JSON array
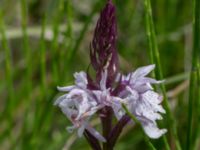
[
  {"x1": 0, "y1": 10, "x2": 14, "y2": 143},
  {"x1": 186, "y1": 0, "x2": 200, "y2": 149},
  {"x1": 20, "y1": 0, "x2": 32, "y2": 148},
  {"x1": 50, "y1": 0, "x2": 65, "y2": 84},
  {"x1": 0, "y1": 10, "x2": 14, "y2": 118},
  {"x1": 20, "y1": 0, "x2": 31, "y2": 95},
  {"x1": 144, "y1": 0, "x2": 181, "y2": 149},
  {"x1": 65, "y1": 1, "x2": 104, "y2": 68}
]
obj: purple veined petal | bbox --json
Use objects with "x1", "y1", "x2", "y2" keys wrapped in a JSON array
[
  {"x1": 142, "y1": 122, "x2": 167, "y2": 139},
  {"x1": 142, "y1": 90, "x2": 164, "y2": 105},
  {"x1": 135, "y1": 101, "x2": 149, "y2": 117},
  {"x1": 57, "y1": 85, "x2": 75, "y2": 92},
  {"x1": 135, "y1": 103, "x2": 163, "y2": 121},
  {"x1": 86, "y1": 125, "x2": 106, "y2": 142},
  {"x1": 131, "y1": 64, "x2": 155, "y2": 82},
  {"x1": 138, "y1": 92, "x2": 166, "y2": 115},
  {"x1": 74, "y1": 71, "x2": 88, "y2": 89}
]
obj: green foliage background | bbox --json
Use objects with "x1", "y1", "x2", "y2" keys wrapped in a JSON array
[{"x1": 0, "y1": 0, "x2": 199, "y2": 149}]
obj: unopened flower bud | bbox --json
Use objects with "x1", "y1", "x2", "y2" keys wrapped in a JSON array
[{"x1": 90, "y1": 0, "x2": 119, "y2": 86}]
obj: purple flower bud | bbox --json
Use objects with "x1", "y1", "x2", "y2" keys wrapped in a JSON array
[{"x1": 90, "y1": 0, "x2": 119, "y2": 87}]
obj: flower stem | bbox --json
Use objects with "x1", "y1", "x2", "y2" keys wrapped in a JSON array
[
  {"x1": 84, "y1": 130, "x2": 102, "y2": 150},
  {"x1": 108, "y1": 115, "x2": 130, "y2": 148},
  {"x1": 101, "y1": 107, "x2": 113, "y2": 150}
]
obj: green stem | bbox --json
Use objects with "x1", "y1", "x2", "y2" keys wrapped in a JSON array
[
  {"x1": 50, "y1": 0, "x2": 64, "y2": 84},
  {"x1": 186, "y1": 0, "x2": 200, "y2": 149},
  {"x1": 65, "y1": 1, "x2": 103, "y2": 66},
  {"x1": 31, "y1": 15, "x2": 47, "y2": 148},
  {"x1": 20, "y1": 0, "x2": 32, "y2": 148},
  {"x1": 61, "y1": 0, "x2": 74, "y2": 77},
  {"x1": 0, "y1": 10, "x2": 14, "y2": 117},
  {"x1": 20, "y1": 0, "x2": 31, "y2": 95},
  {"x1": 40, "y1": 15, "x2": 47, "y2": 96},
  {"x1": 101, "y1": 107, "x2": 113, "y2": 150},
  {"x1": 144, "y1": 0, "x2": 181, "y2": 149},
  {"x1": 164, "y1": 72, "x2": 190, "y2": 85},
  {"x1": 0, "y1": 10, "x2": 14, "y2": 143}
]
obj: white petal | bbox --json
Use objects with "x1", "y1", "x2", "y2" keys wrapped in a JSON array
[
  {"x1": 136, "y1": 77, "x2": 163, "y2": 85},
  {"x1": 142, "y1": 122, "x2": 167, "y2": 139},
  {"x1": 74, "y1": 71, "x2": 88, "y2": 89},
  {"x1": 54, "y1": 94, "x2": 68, "y2": 105},
  {"x1": 126, "y1": 86, "x2": 139, "y2": 100},
  {"x1": 67, "y1": 89, "x2": 85, "y2": 100},
  {"x1": 131, "y1": 64, "x2": 155, "y2": 81},
  {"x1": 133, "y1": 84, "x2": 153, "y2": 93},
  {"x1": 60, "y1": 105, "x2": 78, "y2": 119},
  {"x1": 76, "y1": 103, "x2": 90, "y2": 120},
  {"x1": 89, "y1": 105, "x2": 103, "y2": 113},
  {"x1": 142, "y1": 91, "x2": 163, "y2": 104}
]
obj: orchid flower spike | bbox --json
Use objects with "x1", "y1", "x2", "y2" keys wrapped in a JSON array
[{"x1": 54, "y1": 0, "x2": 166, "y2": 147}]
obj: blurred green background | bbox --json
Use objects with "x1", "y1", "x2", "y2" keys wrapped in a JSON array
[{"x1": 0, "y1": 0, "x2": 195, "y2": 149}]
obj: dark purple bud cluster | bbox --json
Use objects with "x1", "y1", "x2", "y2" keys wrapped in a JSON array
[{"x1": 90, "y1": 0, "x2": 118, "y2": 87}]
